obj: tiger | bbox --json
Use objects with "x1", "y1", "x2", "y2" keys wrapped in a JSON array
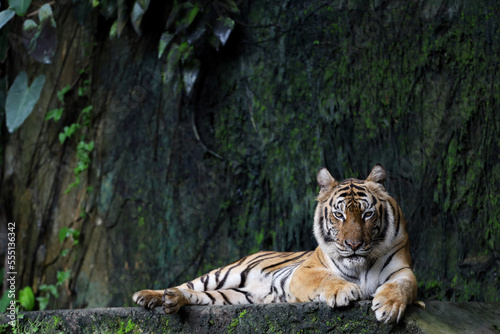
[{"x1": 133, "y1": 164, "x2": 417, "y2": 323}]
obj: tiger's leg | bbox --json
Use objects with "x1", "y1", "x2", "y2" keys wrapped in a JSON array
[
  {"x1": 371, "y1": 246, "x2": 417, "y2": 323},
  {"x1": 289, "y1": 248, "x2": 362, "y2": 307},
  {"x1": 132, "y1": 289, "x2": 165, "y2": 310},
  {"x1": 133, "y1": 285, "x2": 255, "y2": 312},
  {"x1": 290, "y1": 268, "x2": 362, "y2": 307},
  {"x1": 133, "y1": 251, "x2": 279, "y2": 311},
  {"x1": 162, "y1": 286, "x2": 254, "y2": 313}
]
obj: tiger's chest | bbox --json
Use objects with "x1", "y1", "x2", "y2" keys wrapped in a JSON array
[{"x1": 329, "y1": 254, "x2": 400, "y2": 299}]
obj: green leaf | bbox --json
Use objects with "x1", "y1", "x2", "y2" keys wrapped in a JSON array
[
  {"x1": 36, "y1": 296, "x2": 49, "y2": 311},
  {"x1": 72, "y1": 229, "x2": 80, "y2": 245},
  {"x1": 22, "y1": 18, "x2": 37, "y2": 34},
  {"x1": 18, "y1": 286, "x2": 35, "y2": 311},
  {"x1": 59, "y1": 226, "x2": 68, "y2": 243},
  {"x1": 5, "y1": 71, "x2": 46, "y2": 133},
  {"x1": 39, "y1": 284, "x2": 58, "y2": 298},
  {"x1": 178, "y1": 41, "x2": 194, "y2": 64},
  {"x1": 8, "y1": 0, "x2": 32, "y2": 16},
  {"x1": 158, "y1": 32, "x2": 174, "y2": 59},
  {"x1": 58, "y1": 132, "x2": 66, "y2": 144},
  {"x1": 59, "y1": 123, "x2": 81, "y2": 144},
  {"x1": 0, "y1": 9, "x2": 15, "y2": 29},
  {"x1": 57, "y1": 270, "x2": 71, "y2": 285},
  {"x1": 38, "y1": 3, "x2": 55, "y2": 27},
  {"x1": 45, "y1": 108, "x2": 63, "y2": 122},
  {"x1": 213, "y1": 17, "x2": 235, "y2": 46},
  {"x1": 56, "y1": 84, "x2": 70, "y2": 103},
  {"x1": 131, "y1": 0, "x2": 150, "y2": 36},
  {"x1": 109, "y1": 20, "x2": 118, "y2": 39},
  {"x1": 185, "y1": 3, "x2": 199, "y2": 26},
  {"x1": 175, "y1": 2, "x2": 199, "y2": 33},
  {"x1": 82, "y1": 105, "x2": 93, "y2": 114},
  {"x1": 86, "y1": 141, "x2": 94, "y2": 151},
  {"x1": 0, "y1": 290, "x2": 12, "y2": 313},
  {"x1": 182, "y1": 59, "x2": 200, "y2": 96},
  {"x1": 65, "y1": 176, "x2": 81, "y2": 194}
]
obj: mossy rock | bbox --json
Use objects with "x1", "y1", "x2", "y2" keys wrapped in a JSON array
[{"x1": 2, "y1": 301, "x2": 500, "y2": 333}]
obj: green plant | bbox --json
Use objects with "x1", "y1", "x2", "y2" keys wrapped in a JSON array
[
  {"x1": 18, "y1": 287, "x2": 35, "y2": 311},
  {"x1": 228, "y1": 309, "x2": 248, "y2": 333},
  {"x1": 0, "y1": 301, "x2": 45, "y2": 334},
  {"x1": 1, "y1": 1, "x2": 58, "y2": 63},
  {"x1": 117, "y1": 319, "x2": 136, "y2": 334},
  {"x1": 8, "y1": 303, "x2": 24, "y2": 334},
  {"x1": 5, "y1": 71, "x2": 46, "y2": 133},
  {"x1": 0, "y1": 0, "x2": 33, "y2": 29},
  {"x1": 58, "y1": 123, "x2": 81, "y2": 144},
  {"x1": 65, "y1": 139, "x2": 94, "y2": 194},
  {"x1": 35, "y1": 270, "x2": 71, "y2": 310},
  {"x1": 46, "y1": 84, "x2": 94, "y2": 195},
  {"x1": 45, "y1": 84, "x2": 70, "y2": 122},
  {"x1": 54, "y1": 104, "x2": 94, "y2": 194},
  {"x1": 59, "y1": 226, "x2": 80, "y2": 245}
]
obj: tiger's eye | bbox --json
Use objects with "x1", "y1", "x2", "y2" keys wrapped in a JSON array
[
  {"x1": 364, "y1": 211, "x2": 374, "y2": 219},
  {"x1": 331, "y1": 211, "x2": 344, "y2": 220}
]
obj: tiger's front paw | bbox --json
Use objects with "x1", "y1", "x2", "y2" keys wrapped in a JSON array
[
  {"x1": 133, "y1": 289, "x2": 164, "y2": 310},
  {"x1": 324, "y1": 281, "x2": 362, "y2": 308},
  {"x1": 162, "y1": 288, "x2": 186, "y2": 314},
  {"x1": 372, "y1": 282, "x2": 410, "y2": 323}
]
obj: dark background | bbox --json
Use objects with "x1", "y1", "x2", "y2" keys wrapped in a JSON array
[{"x1": 0, "y1": 0, "x2": 499, "y2": 310}]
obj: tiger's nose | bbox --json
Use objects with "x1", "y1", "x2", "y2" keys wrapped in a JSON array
[{"x1": 345, "y1": 240, "x2": 363, "y2": 251}]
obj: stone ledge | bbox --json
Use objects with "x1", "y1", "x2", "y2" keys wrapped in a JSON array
[{"x1": 2, "y1": 301, "x2": 500, "y2": 333}]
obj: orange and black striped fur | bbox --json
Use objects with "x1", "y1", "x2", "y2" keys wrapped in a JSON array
[{"x1": 133, "y1": 165, "x2": 417, "y2": 323}]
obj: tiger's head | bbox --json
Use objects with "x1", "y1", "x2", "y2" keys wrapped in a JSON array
[{"x1": 314, "y1": 164, "x2": 403, "y2": 269}]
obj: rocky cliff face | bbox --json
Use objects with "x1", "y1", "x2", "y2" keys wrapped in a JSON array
[{"x1": 1, "y1": 0, "x2": 499, "y2": 310}]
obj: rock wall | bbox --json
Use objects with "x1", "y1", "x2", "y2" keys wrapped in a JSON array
[{"x1": 1, "y1": 0, "x2": 499, "y2": 309}]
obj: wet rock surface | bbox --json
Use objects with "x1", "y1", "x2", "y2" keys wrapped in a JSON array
[{"x1": 4, "y1": 301, "x2": 500, "y2": 333}]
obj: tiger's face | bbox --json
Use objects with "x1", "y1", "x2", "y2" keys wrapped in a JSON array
[{"x1": 314, "y1": 165, "x2": 389, "y2": 268}]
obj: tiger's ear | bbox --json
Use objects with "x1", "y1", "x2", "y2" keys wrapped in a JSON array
[
  {"x1": 317, "y1": 168, "x2": 337, "y2": 194},
  {"x1": 366, "y1": 164, "x2": 386, "y2": 184}
]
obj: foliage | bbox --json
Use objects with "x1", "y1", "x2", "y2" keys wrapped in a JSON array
[
  {"x1": 8, "y1": 0, "x2": 32, "y2": 16},
  {"x1": 59, "y1": 227, "x2": 80, "y2": 245},
  {"x1": 44, "y1": 85, "x2": 70, "y2": 122},
  {"x1": 35, "y1": 270, "x2": 71, "y2": 310},
  {"x1": 0, "y1": 9, "x2": 16, "y2": 30},
  {"x1": 18, "y1": 286, "x2": 34, "y2": 311},
  {"x1": 0, "y1": 300, "x2": 53, "y2": 334},
  {"x1": 117, "y1": 319, "x2": 136, "y2": 334},
  {"x1": 228, "y1": 309, "x2": 248, "y2": 333},
  {"x1": 0, "y1": 302, "x2": 25, "y2": 334},
  {"x1": 46, "y1": 85, "x2": 94, "y2": 194},
  {"x1": 5, "y1": 71, "x2": 45, "y2": 133},
  {"x1": 0, "y1": 0, "x2": 32, "y2": 30},
  {"x1": 1, "y1": 1, "x2": 57, "y2": 63}
]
